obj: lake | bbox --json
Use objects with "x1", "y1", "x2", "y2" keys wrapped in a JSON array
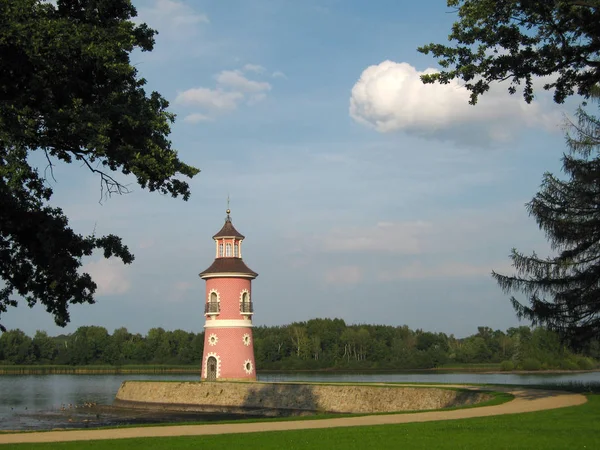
[{"x1": 1, "y1": 371, "x2": 599, "y2": 431}]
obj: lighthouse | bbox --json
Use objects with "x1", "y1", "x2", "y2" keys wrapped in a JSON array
[{"x1": 199, "y1": 208, "x2": 258, "y2": 381}]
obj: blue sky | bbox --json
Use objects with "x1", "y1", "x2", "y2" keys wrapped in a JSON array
[{"x1": 6, "y1": 0, "x2": 584, "y2": 337}]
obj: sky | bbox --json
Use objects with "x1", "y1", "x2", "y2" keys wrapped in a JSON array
[{"x1": 5, "y1": 0, "x2": 585, "y2": 338}]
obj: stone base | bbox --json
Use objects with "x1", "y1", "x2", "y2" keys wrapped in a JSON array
[{"x1": 114, "y1": 381, "x2": 491, "y2": 416}]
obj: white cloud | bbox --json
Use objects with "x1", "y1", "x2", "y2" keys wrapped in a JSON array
[
  {"x1": 215, "y1": 70, "x2": 271, "y2": 93},
  {"x1": 175, "y1": 88, "x2": 243, "y2": 112},
  {"x1": 177, "y1": 67, "x2": 272, "y2": 119},
  {"x1": 243, "y1": 64, "x2": 265, "y2": 73},
  {"x1": 310, "y1": 201, "x2": 549, "y2": 260},
  {"x1": 272, "y1": 71, "x2": 287, "y2": 79},
  {"x1": 82, "y1": 258, "x2": 131, "y2": 296},
  {"x1": 183, "y1": 113, "x2": 212, "y2": 123},
  {"x1": 138, "y1": 0, "x2": 208, "y2": 25},
  {"x1": 136, "y1": 0, "x2": 208, "y2": 37},
  {"x1": 324, "y1": 266, "x2": 363, "y2": 285},
  {"x1": 131, "y1": 0, "x2": 215, "y2": 61},
  {"x1": 349, "y1": 60, "x2": 562, "y2": 145}
]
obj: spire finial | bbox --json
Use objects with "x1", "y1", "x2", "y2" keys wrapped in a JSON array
[{"x1": 226, "y1": 194, "x2": 231, "y2": 217}]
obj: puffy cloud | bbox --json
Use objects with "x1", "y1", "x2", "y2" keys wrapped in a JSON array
[
  {"x1": 215, "y1": 70, "x2": 272, "y2": 93},
  {"x1": 312, "y1": 202, "x2": 545, "y2": 261},
  {"x1": 136, "y1": 0, "x2": 208, "y2": 38},
  {"x1": 349, "y1": 60, "x2": 562, "y2": 145},
  {"x1": 82, "y1": 258, "x2": 131, "y2": 296},
  {"x1": 132, "y1": 1, "x2": 213, "y2": 62},
  {"x1": 183, "y1": 112, "x2": 212, "y2": 123},
  {"x1": 139, "y1": 0, "x2": 208, "y2": 26},
  {"x1": 272, "y1": 71, "x2": 287, "y2": 79},
  {"x1": 324, "y1": 266, "x2": 363, "y2": 285},
  {"x1": 176, "y1": 88, "x2": 243, "y2": 112},
  {"x1": 242, "y1": 64, "x2": 265, "y2": 73},
  {"x1": 177, "y1": 67, "x2": 273, "y2": 119}
]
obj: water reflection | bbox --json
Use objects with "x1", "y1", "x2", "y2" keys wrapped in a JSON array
[{"x1": 1, "y1": 371, "x2": 598, "y2": 431}]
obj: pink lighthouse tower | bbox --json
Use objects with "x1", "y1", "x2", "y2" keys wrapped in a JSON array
[{"x1": 199, "y1": 207, "x2": 258, "y2": 381}]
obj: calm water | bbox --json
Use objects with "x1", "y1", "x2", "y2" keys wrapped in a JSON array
[{"x1": 1, "y1": 371, "x2": 599, "y2": 431}]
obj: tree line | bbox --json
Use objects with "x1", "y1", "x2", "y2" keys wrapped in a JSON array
[{"x1": 0, "y1": 319, "x2": 597, "y2": 371}]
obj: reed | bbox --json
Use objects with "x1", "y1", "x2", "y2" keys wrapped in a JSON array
[{"x1": 0, "y1": 365, "x2": 200, "y2": 375}]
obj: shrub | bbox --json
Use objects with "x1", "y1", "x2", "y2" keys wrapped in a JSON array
[
  {"x1": 559, "y1": 359, "x2": 580, "y2": 370},
  {"x1": 577, "y1": 357, "x2": 595, "y2": 370},
  {"x1": 500, "y1": 360, "x2": 514, "y2": 371},
  {"x1": 521, "y1": 358, "x2": 541, "y2": 371}
]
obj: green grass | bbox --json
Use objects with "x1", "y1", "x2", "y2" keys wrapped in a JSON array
[{"x1": 2, "y1": 394, "x2": 598, "y2": 449}]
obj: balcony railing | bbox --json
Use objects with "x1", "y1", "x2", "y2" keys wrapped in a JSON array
[
  {"x1": 205, "y1": 301, "x2": 220, "y2": 314},
  {"x1": 240, "y1": 302, "x2": 254, "y2": 314}
]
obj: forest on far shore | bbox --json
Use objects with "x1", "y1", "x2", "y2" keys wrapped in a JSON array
[{"x1": 0, "y1": 318, "x2": 598, "y2": 371}]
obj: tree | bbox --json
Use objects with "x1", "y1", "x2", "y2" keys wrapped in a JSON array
[
  {"x1": 172, "y1": 329, "x2": 194, "y2": 364},
  {"x1": 0, "y1": 329, "x2": 33, "y2": 363},
  {"x1": 418, "y1": 0, "x2": 600, "y2": 104},
  {"x1": 289, "y1": 324, "x2": 310, "y2": 359},
  {"x1": 103, "y1": 327, "x2": 131, "y2": 365},
  {"x1": 420, "y1": 0, "x2": 600, "y2": 348},
  {"x1": 0, "y1": 0, "x2": 200, "y2": 331},
  {"x1": 493, "y1": 96, "x2": 600, "y2": 348},
  {"x1": 68, "y1": 325, "x2": 109, "y2": 364},
  {"x1": 32, "y1": 330, "x2": 56, "y2": 362}
]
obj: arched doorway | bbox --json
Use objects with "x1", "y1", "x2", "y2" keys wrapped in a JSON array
[{"x1": 206, "y1": 356, "x2": 217, "y2": 381}]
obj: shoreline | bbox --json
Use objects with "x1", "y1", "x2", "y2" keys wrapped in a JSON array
[
  {"x1": 0, "y1": 386, "x2": 588, "y2": 444},
  {"x1": 0, "y1": 365, "x2": 598, "y2": 376}
]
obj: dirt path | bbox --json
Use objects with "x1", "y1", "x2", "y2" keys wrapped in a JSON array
[{"x1": 0, "y1": 385, "x2": 587, "y2": 445}]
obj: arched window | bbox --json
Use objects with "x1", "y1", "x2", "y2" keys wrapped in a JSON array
[
  {"x1": 234, "y1": 244, "x2": 239, "y2": 257},
  {"x1": 226, "y1": 243, "x2": 232, "y2": 256},
  {"x1": 206, "y1": 290, "x2": 220, "y2": 315},
  {"x1": 219, "y1": 244, "x2": 224, "y2": 257},
  {"x1": 240, "y1": 291, "x2": 252, "y2": 314}
]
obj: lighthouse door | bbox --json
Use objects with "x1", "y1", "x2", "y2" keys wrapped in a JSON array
[{"x1": 207, "y1": 356, "x2": 217, "y2": 381}]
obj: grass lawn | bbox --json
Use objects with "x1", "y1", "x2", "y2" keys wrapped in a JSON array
[{"x1": 2, "y1": 394, "x2": 599, "y2": 450}]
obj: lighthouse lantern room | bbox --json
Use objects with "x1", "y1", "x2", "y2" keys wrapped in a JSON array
[{"x1": 199, "y1": 208, "x2": 258, "y2": 381}]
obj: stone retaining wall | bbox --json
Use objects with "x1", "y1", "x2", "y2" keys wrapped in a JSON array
[{"x1": 114, "y1": 381, "x2": 491, "y2": 416}]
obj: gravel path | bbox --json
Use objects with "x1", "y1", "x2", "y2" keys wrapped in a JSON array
[{"x1": 0, "y1": 385, "x2": 587, "y2": 445}]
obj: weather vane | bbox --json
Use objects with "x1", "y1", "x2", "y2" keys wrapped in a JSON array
[{"x1": 226, "y1": 194, "x2": 230, "y2": 216}]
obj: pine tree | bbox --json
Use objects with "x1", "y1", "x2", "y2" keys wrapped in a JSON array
[{"x1": 493, "y1": 91, "x2": 600, "y2": 348}]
